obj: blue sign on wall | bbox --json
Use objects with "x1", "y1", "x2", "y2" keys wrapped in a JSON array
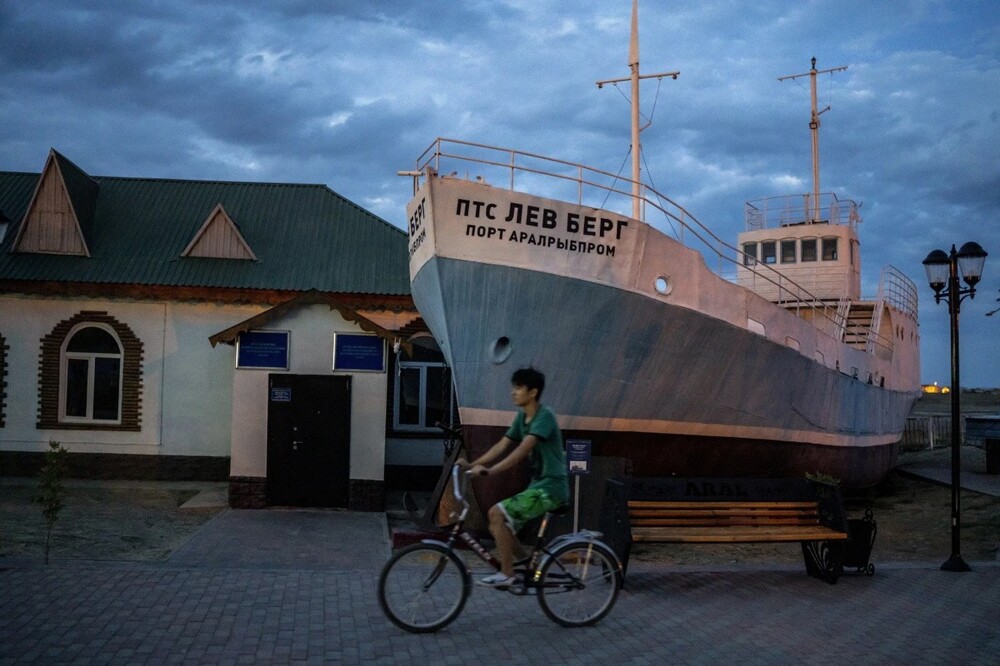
[
  {"x1": 237, "y1": 330, "x2": 289, "y2": 369},
  {"x1": 333, "y1": 333, "x2": 385, "y2": 372}
]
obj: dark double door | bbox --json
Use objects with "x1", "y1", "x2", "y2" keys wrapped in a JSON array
[{"x1": 267, "y1": 374, "x2": 351, "y2": 507}]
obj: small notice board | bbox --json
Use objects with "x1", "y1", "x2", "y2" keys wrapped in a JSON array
[
  {"x1": 237, "y1": 330, "x2": 290, "y2": 370},
  {"x1": 333, "y1": 333, "x2": 385, "y2": 372},
  {"x1": 566, "y1": 439, "x2": 592, "y2": 475},
  {"x1": 566, "y1": 438, "x2": 592, "y2": 532}
]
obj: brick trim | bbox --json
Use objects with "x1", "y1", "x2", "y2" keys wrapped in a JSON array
[
  {"x1": 0, "y1": 450, "x2": 228, "y2": 480},
  {"x1": 229, "y1": 476, "x2": 268, "y2": 509},
  {"x1": 349, "y1": 478, "x2": 385, "y2": 512},
  {"x1": 37, "y1": 311, "x2": 144, "y2": 431}
]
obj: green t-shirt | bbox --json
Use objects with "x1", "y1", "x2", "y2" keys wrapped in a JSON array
[{"x1": 504, "y1": 404, "x2": 569, "y2": 504}]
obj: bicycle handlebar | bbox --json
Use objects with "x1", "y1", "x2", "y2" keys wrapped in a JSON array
[{"x1": 449, "y1": 463, "x2": 487, "y2": 524}]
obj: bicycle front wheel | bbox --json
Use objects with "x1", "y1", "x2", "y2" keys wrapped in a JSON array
[
  {"x1": 378, "y1": 543, "x2": 470, "y2": 633},
  {"x1": 537, "y1": 541, "x2": 621, "y2": 627}
]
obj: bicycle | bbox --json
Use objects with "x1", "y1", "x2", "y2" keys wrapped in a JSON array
[{"x1": 378, "y1": 459, "x2": 622, "y2": 633}]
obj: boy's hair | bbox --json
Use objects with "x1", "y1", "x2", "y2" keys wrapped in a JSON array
[{"x1": 511, "y1": 367, "x2": 545, "y2": 399}]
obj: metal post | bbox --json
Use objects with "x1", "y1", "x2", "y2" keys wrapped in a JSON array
[
  {"x1": 573, "y1": 476, "x2": 581, "y2": 533},
  {"x1": 941, "y1": 247, "x2": 971, "y2": 572}
]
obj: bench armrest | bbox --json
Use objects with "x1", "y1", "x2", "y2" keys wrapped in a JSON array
[{"x1": 808, "y1": 480, "x2": 849, "y2": 533}]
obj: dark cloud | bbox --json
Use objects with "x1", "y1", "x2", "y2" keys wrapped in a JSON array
[{"x1": 1, "y1": 0, "x2": 998, "y2": 385}]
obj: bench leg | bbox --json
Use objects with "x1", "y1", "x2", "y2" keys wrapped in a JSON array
[{"x1": 801, "y1": 541, "x2": 844, "y2": 584}]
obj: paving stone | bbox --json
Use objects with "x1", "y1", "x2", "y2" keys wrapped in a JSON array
[{"x1": 3, "y1": 511, "x2": 1000, "y2": 664}]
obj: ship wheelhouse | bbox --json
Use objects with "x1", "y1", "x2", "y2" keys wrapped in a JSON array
[
  {"x1": 736, "y1": 192, "x2": 861, "y2": 304},
  {"x1": 735, "y1": 192, "x2": 918, "y2": 382}
]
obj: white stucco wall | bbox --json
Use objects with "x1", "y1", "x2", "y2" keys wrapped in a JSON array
[
  {"x1": 228, "y1": 304, "x2": 387, "y2": 482},
  {"x1": 0, "y1": 294, "x2": 257, "y2": 457}
]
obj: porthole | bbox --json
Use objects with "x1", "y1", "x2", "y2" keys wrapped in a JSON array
[
  {"x1": 491, "y1": 336, "x2": 512, "y2": 365},
  {"x1": 654, "y1": 276, "x2": 672, "y2": 295}
]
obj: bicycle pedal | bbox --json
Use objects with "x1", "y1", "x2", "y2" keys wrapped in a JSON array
[{"x1": 507, "y1": 582, "x2": 536, "y2": 596}]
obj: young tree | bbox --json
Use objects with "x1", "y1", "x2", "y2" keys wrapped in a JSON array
[{"x1": 35, "y1": 440, "x2": 69, "y2": 565}]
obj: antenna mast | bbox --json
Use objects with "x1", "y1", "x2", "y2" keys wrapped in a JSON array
[
  {"x1": 778, "y1": 57, "x2": 847, "y2": 223},
  {"x1": 596, "y1": 0, "x2": 679, "y2": 221}
]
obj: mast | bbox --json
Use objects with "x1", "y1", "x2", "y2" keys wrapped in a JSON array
[
  {"x1": 778, "y1": 57, "x2": 847, "y2": 223},
  {"x1": 629, "y1": 1, "x2": 641, "y2": 220},
  {"x1": 596, "y1": 0, "x2": 679, "y2": 221}
]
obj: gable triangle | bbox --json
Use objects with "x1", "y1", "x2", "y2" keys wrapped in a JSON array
[
  {"x1": 181, "y1": 203, "x2": 257, "y2": 260},
  {"x1": 11, "y1": 149, "x2": 94, "y2": 256}
]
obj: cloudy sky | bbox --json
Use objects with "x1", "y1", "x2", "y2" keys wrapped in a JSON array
[{"x1": 2, "y1": 0, "x2": 997, "y2": 386}]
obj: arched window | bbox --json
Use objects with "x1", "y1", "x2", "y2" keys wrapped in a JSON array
[
  {"x1": 37, "y1": 311, "x2": 143, "y2": 431},
  {"x1": 61, "y1": 324, "x2": 123, "y2": 422}
]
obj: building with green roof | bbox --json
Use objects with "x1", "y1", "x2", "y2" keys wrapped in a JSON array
[{"x1": 0, "y1": 149, "x2": 444, "y2": 510}]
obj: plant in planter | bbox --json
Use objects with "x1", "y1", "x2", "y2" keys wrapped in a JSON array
[
  {"x1": 805, "y1": 471, "x2": 841, "y2": 486},
  {"x1": 35, "y1": 440, "x2": 69, "y2": 565}
]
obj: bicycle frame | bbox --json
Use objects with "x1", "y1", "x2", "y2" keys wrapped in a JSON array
[
  {"x1": 419, "y1": 465, "x2": 611, "y2": 592},
  {"x1": 379, "y1": 459, "x2": 623, "y2": 631}
]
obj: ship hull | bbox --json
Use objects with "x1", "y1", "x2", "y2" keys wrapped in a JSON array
[
  {"x1": 406, "y1": 170, "x2": 920, "y2": 492},
  {"x1": 458, "y1": 425, "x2": 897, "y2": 510},
  {"x1": 413, "y1": 255, "x2": 913, "y2": 489}
]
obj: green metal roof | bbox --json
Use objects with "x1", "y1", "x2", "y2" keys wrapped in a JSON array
[{"x1": 0, "y1": 154, "x2": 409, "y2": 295}]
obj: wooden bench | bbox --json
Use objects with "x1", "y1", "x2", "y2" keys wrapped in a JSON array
[{"x1": 600, "y1": 477, "x2": 866, "y2": 584}]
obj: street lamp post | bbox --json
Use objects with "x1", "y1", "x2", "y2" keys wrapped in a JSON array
[{"x1": 922, "y1": 242, "x2": 988, "y2": 572}]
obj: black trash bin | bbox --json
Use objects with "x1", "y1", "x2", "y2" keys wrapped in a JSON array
[
  {"x1": 985, "y1": 438, "x2": 1000, "y2": 475},
  {"x1": 843, "y1": 508, "x2": 877, "y2": 575}
]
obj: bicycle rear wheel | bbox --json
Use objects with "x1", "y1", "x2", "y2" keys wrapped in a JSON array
[
  {"x1": 537, "y1": 541, "x2": 620, "y2": 627},
  {"x1": 378, "y1": 543, "x2": 470, "y2": 633}
]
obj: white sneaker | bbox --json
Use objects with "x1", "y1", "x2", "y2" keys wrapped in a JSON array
[{"x1": 477, "y1": 572, "x2": 516, "y2": 588}]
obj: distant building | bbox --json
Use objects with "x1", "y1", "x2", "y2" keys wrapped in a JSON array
[{"x1": 0, "y1": 149, "x2": 446, "y2": 509}]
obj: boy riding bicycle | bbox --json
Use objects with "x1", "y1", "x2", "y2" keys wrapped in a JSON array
[{"x1": 461, "y1": 367, "x2": 569, "y2": 588}]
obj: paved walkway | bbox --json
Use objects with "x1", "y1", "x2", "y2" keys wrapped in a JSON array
[
  {"x1": 3, "y1": 507, "x2": 999, "y2": 665},
  {"x1": 897, "y1": 445, "x2": 1000, "y2": 497}
]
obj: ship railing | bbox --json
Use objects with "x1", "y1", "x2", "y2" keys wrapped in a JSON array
[
  {"x1": 409, "y1": 138, "x2": 877, "y2": 354},
  {"x1": 865, "y1": 266, "x2": 919, "y2": 359},
  {"x1": 864, "y1": 297, "x2": 893, "y2": 361},
  {"x1": 745, "y1": 193, "x2": 861, "y2": 230},
  {"x1": 835, "y1": 289, "x2": 851, "y2": 340},
  {"x1": 877, "y1": 265, "x2": 919, "y2": 320}
]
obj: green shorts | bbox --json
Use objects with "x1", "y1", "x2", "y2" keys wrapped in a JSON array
[{"x1": 497, "y1": 488, "x2": 563, "y2": 533}]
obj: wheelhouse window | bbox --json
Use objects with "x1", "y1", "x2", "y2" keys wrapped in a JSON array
[
  {"x1": 801, "y1": 238, "x2": 818, "y2": 262},
  {"x1": 61, "y1": 325, "x2": 122, "y2": 422},
  {"x1": 394, "y1": 361, "x2": 451, "y2": 431},
  {"x1": 761, "y1": 241, "x2": 777, "y2": 265},
  {"x1": 741, "y1": 242, "x2": 757, "y2": 266},
  {"x1": 822, "y1": 237, "x2": 838, "y2": 261},
  {"x1": 780, "y1": 240, "x2": 796, "y2": 264}
]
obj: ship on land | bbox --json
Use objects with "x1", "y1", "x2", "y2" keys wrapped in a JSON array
[{"x1": 401, "y1": 4, "x2": 920, "y2": 498}]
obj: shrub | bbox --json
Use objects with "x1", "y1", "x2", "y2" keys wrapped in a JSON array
[{"x1": 35, "y1": 440, "x2": 69, "y2": 565}]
